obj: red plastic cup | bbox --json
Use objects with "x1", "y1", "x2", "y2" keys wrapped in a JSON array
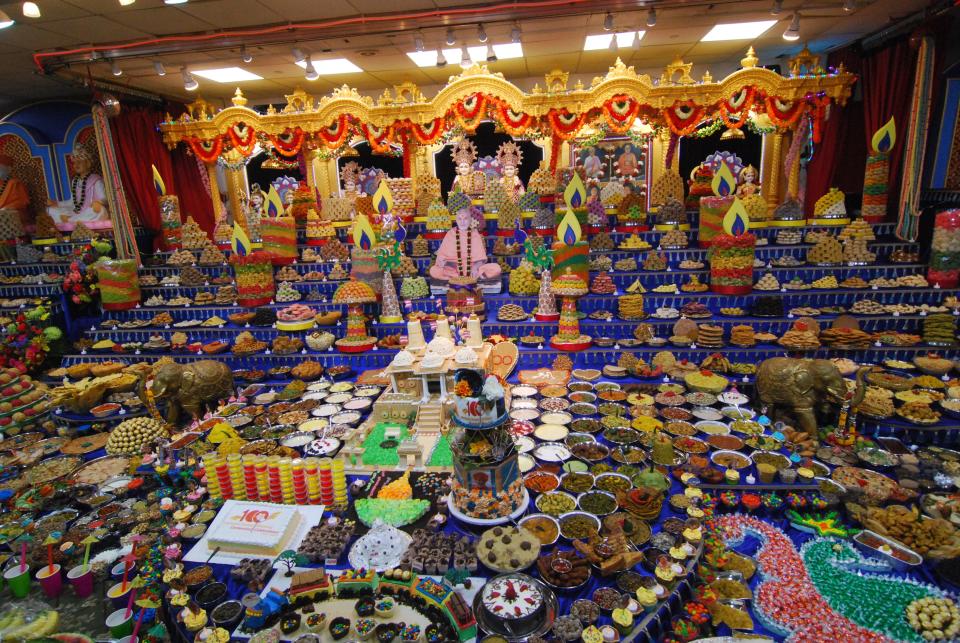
[
  {"x1": 67, "y1": 564, "x2": 95, "y2": 598},
  {"x1": 35, "y1": 564, "x2": 63, "y2": 599}
]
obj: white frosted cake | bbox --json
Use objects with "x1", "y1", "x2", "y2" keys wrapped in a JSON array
[
  {"x1": 481, "y1": 575, "x2": 545, "y2": 621},
  {"x1": 205, "y1": 500, "x2": 300, "y2": 556}
]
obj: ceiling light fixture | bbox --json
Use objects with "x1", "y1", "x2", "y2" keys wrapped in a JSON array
[
  {"x1": 770, "y1": 0, "x2": 782, "y2": 14},
  {"x1": 646, "y1": 8, "x2": 656, "y2": 27},
  {"x1": 445, "y1": 27, "x2": 456, "y2": 46},
  {"x1": 414, "y1": 31, "x2": 424, "y2": 52},
  {"x1": 22, "y1": 2, "x2": 40, "y2": 18},
  {"x1": 843, "y1": 0, "x2": 855, "y2": 12},
  {"x1": 460, "y1": 44, "x2": 472, "y2": 68},
  {"x1": 304, "y1": 56, "x2": 318, "y2": 81},
  {"x1": 702, "y1": 20, "x2": 777, "y2": 41},
  {"x1": 0, "y1": 9, "x2": 15, "y2": 28},
  {"x1": 110, "y1": 59, "x2": 122, "y2": 76},
  {"x1": 782, "y1": 13, "x2": 800, "y2": 40},
  {"x1": 164, "y1": 0, "x2": 188, "y2": 4},
  {"x1": 634, "y1": 30, "x2": 642, "y2": 49},
  {"x1": 119, "y1": 0, "x2": 135, "y2": 5},
  {"x1": 193, "y1": 66, "x2": 263, "y2": 82},
  {"x1": 241, "y1": 45, "x2": 252, "y2": 63},
  {"x1": 603, "y1": 12, "x2": 614, "y2": 31},
  {"x1": 583, "y1": 31, "x2": 644, "y2": 51},
  {"x1": 294, "y1": 57, "x2": 361, "y2": 74},
  {"x1": 181, "y1": 67, "x2": 198, "y2": 91},
  {"x1": 486, "y1": 43, "x2": 497, "y2": 62},
  {"x1": 436, "y1": 46, "x2": 447, "y2": 67},
  {"x1": 408, "y1": 43, "x2": 522, "y2": 67},
  {"x1": 510, "y1": 21, "x2": 521, "y2": 44},
  {"x1": 291, "y1": 47, "x2": 306, "y2": 64},
  {"x1": 609, "y1": 32, "x2": 619, "y2": 52},
  {"x1": 477, "y1": 23, "x2": 487, "y2": 43},
  {"x1": 153, "y1": 61, "x2": 166, "y2": 76}
]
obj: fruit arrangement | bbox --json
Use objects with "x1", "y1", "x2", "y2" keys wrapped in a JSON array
[
  {"x1": 275, "y1": 282, "x2": 301, "y2": 302},
  {"x1": 106, "y1": 417, "x2": 168, "y2": 454}
]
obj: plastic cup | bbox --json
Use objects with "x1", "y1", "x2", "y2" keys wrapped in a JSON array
[
  {"x1": 107, "y1": 580, "x2": 136, "y2": 607},
  {"x1": 3, "y1": 564, "x2": 31, "y2": 598},
  {"x1": 67, "y1": 564, "x2": 95, "y2": 598},
  {"x1": 35, "y1": 564, "x2": 63, "y2": 599},
  {"x1": 106, "y1": 609, "x2": 134, "y2": 638},
  {"x1": 112, "y1": 561, "x2": 136, "y2": 579},
  {"x1": 756, "y1": 463, "x2": 776, "y2": 484}
]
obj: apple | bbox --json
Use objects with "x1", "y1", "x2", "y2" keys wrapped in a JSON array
[
  {"x1": 22, "y1": 408, "x2": 35, "y2": 418},
  {"x1": 0, "y1": 417, "x2": 12, "y2": 426}
]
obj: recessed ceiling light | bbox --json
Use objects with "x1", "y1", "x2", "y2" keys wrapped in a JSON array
[
  {"x1": 119, "y1": 0, "x2": 135, "y2": 5},
  {"x1": 191, "y1": 66, "x2": 263, "y2": 82},
  {"x1": 0, "y1": 9, "x2": 15, "y2": 28},
  {"x1": 22, "y1": 2, "x2": 40, "y2": 18},
  {"x1": 584, "y1": 31, "x2": 644, "y2": 51},
  {"x1": 294, "y1": 58, "x2": 362, "y2": 74},
  {"x1": 407, "y1": 43, "x2": 523, "y2": 67},
  {"x1": 164, "y1": 0, "x2": 188, "y2": 4},
  {"x1": 701, "y1": 20, "x2": 777, "y2": 41}
]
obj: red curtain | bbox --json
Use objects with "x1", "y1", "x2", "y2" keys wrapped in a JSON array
[
  {"x1": 860, "y1": 38, "x2": 917, "y2": 218},
  {"x1": 110, "y1": 106, "x2": 170, "y2": 236},
  {"x1": 110, "y1": 104, "x2": 215, "y2": 241},
  {"x1": 804, "y1": 48, "x2": 862, "y2": 216}
]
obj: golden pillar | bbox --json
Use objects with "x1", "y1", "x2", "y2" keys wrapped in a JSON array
[
  {"x1": 762, "y1": 132, "x2": 783, "y2": 213},
  {"x1": 205, "y1": 162, "x2": 224, "y2": 222},
  {"x1": 223, "y1": 149, "x2": 247, "y2": 234},
  {"x1": 786, "y1": 130, "x2": 801, "y2": 200}
]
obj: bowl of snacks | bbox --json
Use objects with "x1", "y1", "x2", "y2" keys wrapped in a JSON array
[
  {"x1": 711, "y1": 450, "x2": 752, "y2": 470},
  {"x1": 558, "y1": 511, "x2": 602, "y2": 540}
]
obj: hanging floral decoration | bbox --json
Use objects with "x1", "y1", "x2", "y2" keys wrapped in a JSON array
[
  {"x1": 764, "y1": 96, "x2": 805, "y2": 128},
  {"x1": 809, "y1": 94, "x2": 832, "y2": 143},
  {"x1": 267, "y1": 127, "x2": 305, "y2": 158},
  {"x1": 226, "y1": 122, "x2": 257, "y2": 156},
  {"x1": 663, "y1": 101, "x2": 707, "y2": 136},
  {"x1": 601, "y1": 95, "x2": 641, "y2": 133},
  {"x1": 718, "y1": 87, "x2": 756, "y2": 129},
  {"x1": 186, "y1": 136, "x2": 223, "y2": 163},
  {"x1": 360, "y1": 122, "x2": 394, "y2": 154},
  {"x1": 317, "y1": 115, "x2": 351, "y2": 149},
  {"x1": 404, "y1": 118, "x2": 447, "y2": 145},
  {"x1": 453, "y1": 93, "x2": 488, "y2": 131},
  {"x1": 493, "y1": 101, "x2": 534, "y2": 136},
  {"x1": 546, "y1": 108, "x2": 587, "y2": 140}
]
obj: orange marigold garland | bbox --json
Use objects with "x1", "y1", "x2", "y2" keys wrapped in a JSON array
[
  {"x1": 405, "y1": 118, "x2": 446, "y2": 145},
  {"x1": 453, "y1": 93, "x2": 488, "y2": 131},
  {"x1": 268, "y1": 127, "x2": 305, "y2": 158},
  {"x1": 663, "y1": 101, "x2": 706, "y2": 136},
  {"x1": 764, "y1": 96, "x2": 805, "y2": 128},
  {"x1": 318, "y1": 114, "x2": 351, "y2": 149},
  {"x1": 227, "y1": 122, "x2": 257, "y2": 156},
  {"x1": 186, "y1": 136, "x2": 223, "y2": 164},
  {"x1": 546, "y1": 108, "x2": 587, "y2": 140},
  {"x1": 601, "y1": 95, "x2": 640, "y2": 133},
  {"x1": 493, "y1": 100, "x2": 533, "y2": 136},
  {"x1": 360, "y1": 122, "x2": 394, "y2": 154}
]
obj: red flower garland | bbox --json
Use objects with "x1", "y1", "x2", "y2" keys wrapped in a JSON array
[
  {"x1": 764, "y1": 96, "x2": 805, "y2": 128},
  {"x1": 186, "y1": 136, "x2": 223, "y2": 164},
  {"x1": 601, "y1": 95, "x2": 640, "y2": 133},
  {"x1": 360, "y1": 122, "x2": 394, "y2": 154},
  {"x1": 453, "y1": 93, "x2": 488, "y2": 131},
  {"x1": 226, "y1": 122, "x2": 257, "y2": 156},
  {"x1": 546, "y1": 108, "x2": 587, "y2": 140},
  {"x1": 493, "y1": 100, "x2": 534, "y2": 136},
  {"x1": 662, "y1": 101, "x2": 706, "y2": 136},
  {"x1": 404, "y1": 118, "x2": 447, "y2": 145},
  {"x1": 718, "y1": 87, "x2": 756, "y2": 130},
  {"x1": 267, "y1": 127, "x2": 305, "y2": 158},
  {"x1": 317, "y1": 114, "x2": 351, "y2": 149}
]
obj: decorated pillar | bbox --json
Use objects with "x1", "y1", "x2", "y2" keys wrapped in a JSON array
[
  {"x1": 763, "y1": 131, "x2": 783, "y2": 215},
  {"x1": 90, "y1": 104, "x2": 139, "y2": 262},
  {"x1": 205, "y1": 162, "x2": 223, "y2": 222}
]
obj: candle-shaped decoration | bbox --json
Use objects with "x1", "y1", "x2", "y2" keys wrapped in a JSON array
[
  {"x1": 265, "y1": 184, "x2": 284, "y2": 217},
  {"x1": 353, "y1": 214, "x2": 376, "y2": 251},
  {"x1": 151, "y1": 164, "x2": 166, "y2": 196},
  {"x1": 711, "y1": 162, "x2": 736, "y2": 197},
  {"x1": 558, "y1": 209, "x2": 582, "y2": 247},
  {"x1": 373, "y1": 180, "x2": 395, "y2": 217},
  {"x1": 710, "y1": 197, "x2": 755, "y2": 294},
  {"x1": 564, "y1": 172, "x2": 587, "y2": 210},
  {"x1": 862, "y1": 116, "x2": 896, "y2": 222},
  {"x1": 231, "y1": 221, "x2": 252, "y2": 257},
  {"x1": 722, "y1": 198, "x2": 751, "y2": 236}
]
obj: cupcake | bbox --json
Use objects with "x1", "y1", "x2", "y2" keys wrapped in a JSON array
[
  {"x1": 612, "y1": 608, "x2": 633, "y2": 635},
  {"x1": 724, "y1": 469, "x2": 740, "y2": 485},
  {"x1": 581, "y1": 626, "x2": 603, "y2": 643},
  {"x1": 635, "y1": 587, "x2": 657, "y2": 613},
  {"x1": 600, "y1": 625, "x2": 620, "y2": 643},
  {"x1": 181, "y1": 605, "x2": 208, "y2": 633}
]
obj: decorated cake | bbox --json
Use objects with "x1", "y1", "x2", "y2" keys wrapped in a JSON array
[
  {"x1": 205, "y1": 500, "x2": 300, "y2": 556},
  {"x1": 480, "y1": 574, "x2": 546, "y2": 625}
]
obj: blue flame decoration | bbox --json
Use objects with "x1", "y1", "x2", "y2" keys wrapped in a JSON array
[
  {"x1": 877, "y1": 131, "x2": 892, "y2": 154},
  {"x1": 376, "y1": 194, "x2": 389, "y2": 214},
  {"x1": 359, "y1": 228, "x2": 372, "y2": 250},
  {"x1": 394, "y1": 223, "x2": 407, "y2": 244},
  {"x1": 563, "y1": 223, "x2": 577, "y2": 246},
  {"x1": 513, "y1": 219, "x2": 528, "y2": 246},
  {"x1": 729, "y1": 213, "x2": 747, "y2": 236},
  {"x1": 570, "y1": 190, "x2": 582, "y2": 208}
]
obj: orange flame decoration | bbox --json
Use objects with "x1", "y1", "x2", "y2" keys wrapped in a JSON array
[
  {"x1": 557, "y1": 209, "x2": 582, "y2": 246},
  {"x1": 871, "y1": 117, "x2": 896, "y2": 155},
  {"x1": 711, "y1": 163, "x2": 736, "y2": 198},
  {"x1": 723, "y1": 198, "x2": 750, "y2": 236},
  {"x1": 353, "y1": 213, "x2": 376, "y2": 250},
  {"x1": 372, "y1": 180, "x2": 394, "y2": 215}
]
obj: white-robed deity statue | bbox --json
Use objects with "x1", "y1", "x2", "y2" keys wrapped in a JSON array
[{"x1": 47, "y1": 145, "x2": 111, "y2": 231}]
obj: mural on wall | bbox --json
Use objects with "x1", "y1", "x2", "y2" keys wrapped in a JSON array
[{"x1": 572, "y1": 138, "x2": 649, "y2": 198}]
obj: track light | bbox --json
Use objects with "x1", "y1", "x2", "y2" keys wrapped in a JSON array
[
  {"x1": 510, "y1": 21, "x2": 522, "y2": 44},
  {"x1": 0, "y1": 9, "x2": 15, "y2": 29},
  {"x1": 304, "y1": 56, "x2": 319, "y2": 81},
  {"x1": 182, "y1": 67, "x2": 198, "y2": 91},
  {"x1": 445, "y1": 28, "x2": 456, "y2": 46},
  {"x1": 843, "y1": 0, "x2": 855, "y2": 12},
  {"x1": 22, "y1": 2, "x2": 40, "y2": 18},
  {"x1": 436, "y1": 47, "x2": 447, "y2": 67},
  {"x1": 634, "y1": 31, "x2": 642, "y2": 49},
  {"x1": 603, "y1": 12, "x2": 614, "y2": 31},
  {"x1": 153, "y1": 61, "x2": 166, "y2": 76},
  {"x1": 646, "y1": 8, "x2": 657, "y2": 27},
  {"x1": 770, "y1": 0, "x2": 782, "y2": 14},
  {"x1": 110, "y1": 59, "x2": 122, "y2": 76},
  {"x1": 414, "y1": 32, "x2": 424, "y2": 52},
  {"x1": 782, "y1": 13, "x2": 800, "y2": 40},
  {"x1": 476, "y1": 23, "x2": 487, "y2": 43},
  {"x1": 291, "y1": 47, "x2": 306, "y2": 64},
  {"x1": 119, "y1": 0, "x2": 135, "y2": 5},
  {"x1": 241, "y1": 45, "x2": 252, "y2": 63},
  {"x1": 460, "y1": 44, "x2": 472, "y2": 68},
  {"x1": 486, "y1": 43, "x2": 497, "y2": 62},
  {"x1": 609, "y1": 32, "x2": 619, "y2": 52}
]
